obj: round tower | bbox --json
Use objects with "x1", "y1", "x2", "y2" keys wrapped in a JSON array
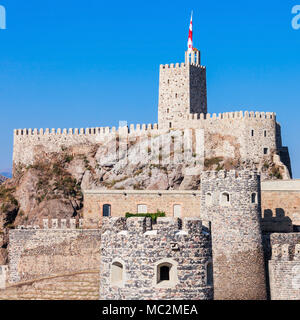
[
  {"x1": 200, "y1": 170, "x2": 267, "y2": 300},
  {"x1": 99, "y1": 217, "x2": 213, "y2": 300}
]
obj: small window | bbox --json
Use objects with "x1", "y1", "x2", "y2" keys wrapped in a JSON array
[
  {"x1": 264, "y1": 148, "x2": 268, "y2": 155},
  {"x1": 173, "y1": 204, "x2": 181, "y2": 218},
  {"x1": 206, "y1": 262, "x2": 213, "y2": 286},
  {"x1": 167, "y1": 108, "x2": 170, "y2": 114},
  {"x1": 157, "y1": 263, "x2": 172, "y2": 284},
  {"x1": 251, "y1": 193, "x2": 257, "y2": 204},
  {"x1": 155, "y1": 259, "x2": 178, "y2": 288},
  {"x1": 175, "y1": 93, "x2": 178, "y2": 98},
  {"x1": 221, "y1": 192, "x2": 230, "y2": 205},
  {"x1": 160, "y1": 266, "x2": 170, "y2": 281},
  {"x1": 264, "y1": 130, "x2": 267, "y2": 137},
  {"x1": 103, "y1": 204, "x2": 111, "y2": 217},
  {"x1": 111, "y1": 261, "x2": 123, "y2": 286},
  {"x1": 169, "y1": 122, "x2": 172, "y2": 128},
  {"x1": 167, "y1": 79, "x2": 170, "y2": 85},
  {"x1": 206, "y1": 193, "x2": 212, "y2": 206},
  {"x1": 137, "y1": 204, "x2": 147, "y2": 214},
  {"x1": 251, "y1": 130, "x2": 254, "y2": 137}
]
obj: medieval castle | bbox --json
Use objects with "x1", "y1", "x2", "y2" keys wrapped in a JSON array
[{"x1": 0, "y1": 47, "x2": 299, "y2": 300}]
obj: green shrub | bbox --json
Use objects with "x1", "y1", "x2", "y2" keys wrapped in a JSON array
[{"x1": 125, "y1": 210, "x2": 166, "y2": 221}]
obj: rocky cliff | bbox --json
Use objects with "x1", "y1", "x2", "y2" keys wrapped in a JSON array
[
  {"x1": 0, "y1": 133, "x2": 289, "y2": 264},
  {"x1": 0, "y1": 175, "x2": 7, "y2": 184}
]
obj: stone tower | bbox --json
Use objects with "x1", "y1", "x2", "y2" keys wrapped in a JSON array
[
  {"x1": 158, "y1": 50, "x2": 207, "y2": 129},
  {"x1": 99, "y1": 217, "x2": 213, "y2": 300},
  {"x1": 200, "y1": 170, "x2": 267, "y2": 300}
]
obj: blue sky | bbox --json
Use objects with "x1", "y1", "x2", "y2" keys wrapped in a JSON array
[{"x1": 0, "y1": 0, "x2": 299, "y2": 177}]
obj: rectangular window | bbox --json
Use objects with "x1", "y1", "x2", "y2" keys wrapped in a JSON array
[
  {"x1": 264, "y1": 148, "x2": 268, "y2": 155},
  {"x1": 137, "y1": 204, "x2": 147, "y2": 214}
]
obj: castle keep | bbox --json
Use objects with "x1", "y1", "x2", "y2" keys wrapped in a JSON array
[{"x1": 0, "y1": 45, "x2": 299, "y2": 300}]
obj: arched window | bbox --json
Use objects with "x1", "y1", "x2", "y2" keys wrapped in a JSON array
[
  {"x1": 111, "y1": 261, "x2": 124, "y2": 286},
  {"x1": 206, "y1": 193, "x2": 212, "y2": 206},
  {"x1": 251, "y1": 193, "x2": 257, "y2": 204},
  {"x1": 103, "y1": 204, "x2": 111, "y2": 217},
  {"x1": 206, "y1": 261, "x2": 213, "y2": 286},
  {"x1": 137, "y1": 204, "x2": 147, "y2": 214},
  {"x1": 173, "y1": 204, "x2": 181, "y2": 218},
  {"x1": 157, "y1": 263, "x2": 172, "y2": 284},
  {"x1": 154, "y1": 259, "x2": 178, "y2": 288},
  {"x1": 221, "y1": 192, "x2": 230, "y2": 205}
]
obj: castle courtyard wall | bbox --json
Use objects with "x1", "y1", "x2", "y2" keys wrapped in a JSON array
[
  {"x1": 0, "y1": 270, "x2": 99, "y2": 300},
  {"x1": 83, "y1": 190, "x2": 202, "y2": 228},
  {"x1": 7, "y1": 228, "x2": 101, "y2": 284}
]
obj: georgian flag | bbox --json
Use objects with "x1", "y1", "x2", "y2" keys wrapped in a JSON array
[{"x1": 187, "y1": 12, "x2": 193, "y2": 53}]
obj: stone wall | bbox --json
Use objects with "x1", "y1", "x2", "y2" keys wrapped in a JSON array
[
  {"x1": 13, "y1": 111, "x2": 282, "y2": 169},
  {"x1": 83, "y1": 190, "x2": 202, "y2": 229},
  {"x1": 269, "y1": 233, "x2": 300, "y2": 300},
  {"x1": 99, "y1": 217, "x2": 213, "y2": 300},
  {"x1": 200, "y1": 170, "x2": 267, "y2": 300},
  {"x1": 0, "y1": 270, "x2": 99, "y2": 300},
  {"x1": 261, "y1": 180, "x2": 300, "y2": 232},
  {"x1": 7, "y1": 229, "x2": 101, "y2": 283},
  {"x1": 158, "y1": 62, "x2": 207, "y2": 129}
]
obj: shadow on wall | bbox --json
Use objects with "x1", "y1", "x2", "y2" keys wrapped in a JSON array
[{"x1": 261, "y1": 208, "x2": 293, "y2": 233}]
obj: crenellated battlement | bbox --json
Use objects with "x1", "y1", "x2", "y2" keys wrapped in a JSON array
[
  {"x1": 160, "y1": 63, "x2": 206, "y2": 70},
  {"x1": 16, "y1": 218, "x2": 84, "y2": 230},
  {"x1": 201, "y1": 169, "x2": 259, "y2": 181},
  {"x1": 101, "y1": 216, "x2": 205, "y2": 237},
  {"x1": 271, "y1": 243, "x2": 300, "y2": 261},
  {"x1": 186, "y1": 111, "x2": 276, "y2": 121},
  {"x1": 14, "y1": 110, "x2": 276, "y2": 137},
  {"x1": 14, "y1": 123, "x2": 160, "y2": 136}
]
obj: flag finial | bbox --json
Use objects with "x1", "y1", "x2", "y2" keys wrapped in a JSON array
[{"x1": 187, "y1": 12, "x2": 193, "y2": 53}]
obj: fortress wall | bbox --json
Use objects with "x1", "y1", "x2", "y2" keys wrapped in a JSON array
[
  {"x1": 7, "y1": 229, "x2": 101, "y2": 284},
  {"x1": 99, "y1": 217, "x2": 213, "y2": 300},
  {"x1": 261, "y1": 180, "x2": 300, "y2": 232},
  {"x1": 173, "y1": 111, "x2": 277, "y2": 161},
  {"x1": 200, "y1": 170, "x2": 267, "y2": 300},
  {"x1": 13, "y1": 124, "x2": 160, "y2": 167},
  {"x1": 13, "y1": 111, "x2": 278, "y2": 169},
  {"x1": 83, "y1": 190, "x2": 202, "y2": 229},
  {"x1": 0, "y1": 270, "x2": 99, "y2": 300},
  {"x1": 269, "y1": 235, "x2": 300, "y2": 300}
]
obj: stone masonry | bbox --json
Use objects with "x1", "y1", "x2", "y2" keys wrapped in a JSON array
[
  {"x1": 200, "y1": 170, "x2": 267, "y2": 300},
  {"x1": 99, "y1": 217, "x2": 213, "y2": 300},
  {"x1": 269, "y1": 233, "x2": 300, "y2": 300}
]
